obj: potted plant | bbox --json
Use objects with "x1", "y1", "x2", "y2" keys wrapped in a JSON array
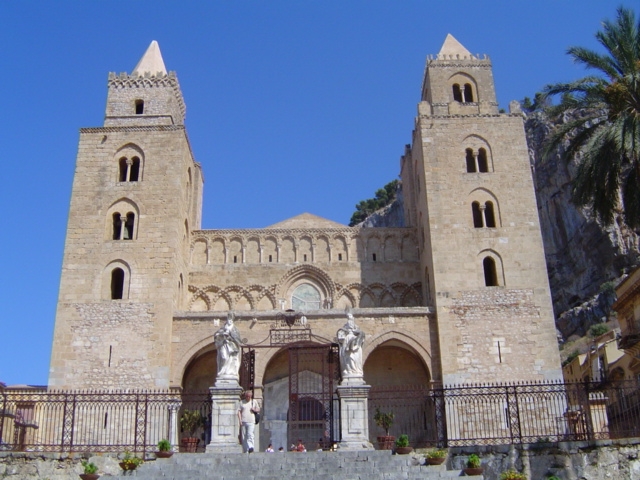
[
  {"x1": 180, "y1": 409, "x2": 203, "y2": 452},
  {"x1": 500, "y1": 470, "x2": 527, "y2": 480},
  {"x1": 119, "y1": 451, "x2": 143, "y2": 471},
  {"x1": 156, "y1": 438, "x2": 173, "y2": 458},
  {"x1": 80, "y1": 461, "x2": 100, "y2": 480},
  {"x1": 425, "y1": 448, "x2": 447, "y2": 465},
  {"x1": 464, "y1": 453, "x2": 483, "y2": 476},
  {"x1": 395, "y1": 434, "x2": 413, "y2": 454},
  {"x1": 373, "y1": 408, "x2": 395, "y2": 450}
]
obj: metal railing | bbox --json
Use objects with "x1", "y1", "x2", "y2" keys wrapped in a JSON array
[
  {"x1": 368, "y1": 379, "x2": 640, "y2": 447},
  {"x1": 2, "y1": 379, "x2": 640, "y2": 452},
  {"x1": 0, "y1": 389, "x2": 209, "y2": 453}
]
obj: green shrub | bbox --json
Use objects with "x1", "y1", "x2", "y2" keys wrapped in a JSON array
[
  {"x1": 157, "y1": 439, "x2": 171, "y2": 451},
  {"x1": 500, "y1": 470, "x2": 527, "y2": 480},
  {"x1": 395, "y1": 434, "x2": 409, "y2": 447},
  {"x1": 467, "y1": 454, "x2": 481, "y2": 468},
  {"x1": 588, "y1": 323, "x2": 610, "y2": 338},
  {"x1": 82, "y1": 461, "x2": 98, "y2": 474},
  {"x1": 426, "y1": 448, "x2": 447, "y2": 459}
]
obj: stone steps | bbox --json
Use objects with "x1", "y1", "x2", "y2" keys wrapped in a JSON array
[{"x1": 108, "y1": 451, "x2": 478, "y2": 480}]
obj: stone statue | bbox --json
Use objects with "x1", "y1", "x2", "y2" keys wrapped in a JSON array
[
  {"x1": 214, "y1": 312, "x2": 242, "y2": 384},
  {"x1": 336, "y1": 313, "x2": 365, "y2": 379}
]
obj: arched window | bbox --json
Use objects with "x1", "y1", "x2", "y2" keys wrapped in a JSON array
[
  {"x1": 478, "y1": 148, "x2": 488, "y2": 173},
  {"x1": 118, "y1": 156, "x2": 141, "y2": 182},
  {"x1": 483, "y1": 257, "x2": 498, "y2": 286},
  {"x1": 111, "y1": 268, "x2": 125, "y2": 299},
  {"x1": 119, "y1": 157, "x2": 128, "y2": 182},
  {"x1": 452, "y1": 84, "x2": 463, "y2": 102},
  {"x1": 124, "y1": 213, "x2": 135, "y2": 239},
  {"x1": 129, "y1": 157, "x2": 140, "y2": 181},
  {"x1": 472, "y1": 202, "x2": 483, "y2": 228},
  {"x1": 112, "y1": 212, "x2": 135, "y2": 240},
  {"x1": 112, "y1": 213, "x2": 122, "y2": 240},
  {"x1": 466, "y1": 148, "x2": 476, "y2": 173},
  {"x1": 135, "y1": 99, "x2": 144, "y2": 115},
  {"x1": 291, "y1": 283, "x2": 321, "y2": 311},
  {"x1": 463, "y1": 83, "x2": 474, "y2": 102},
  {"x1": 484, "y1": 202, "x2": 496, "y2": 228}
]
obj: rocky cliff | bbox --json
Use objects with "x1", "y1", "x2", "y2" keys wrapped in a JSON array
[{"x1": 525, "y1": 111, "x2": 639, "y2": 338}]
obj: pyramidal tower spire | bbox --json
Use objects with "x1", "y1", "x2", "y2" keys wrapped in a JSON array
[
  {"x1": 438, "y1": 34, "x2": 472, "y2": 58},
  {"x1": 132, "y1": 40, "x2": 167, "y2": 77}
]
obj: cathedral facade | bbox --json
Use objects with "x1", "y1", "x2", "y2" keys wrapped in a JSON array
[{"x1": 49, "y1": 37, "x2": 561, "y2": 447}]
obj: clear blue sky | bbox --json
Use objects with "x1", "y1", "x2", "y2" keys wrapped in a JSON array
[{"x1": 0, "y1": 1, "x2": 633, "y2": 386}]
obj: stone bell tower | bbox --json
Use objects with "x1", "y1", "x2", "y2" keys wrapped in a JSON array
[
  {"x1": 49, "y1": 41, "x2": 203, "y2": 389},
  {"x1": 401, "y1": 34, "x2": 562, "y2": 384}
]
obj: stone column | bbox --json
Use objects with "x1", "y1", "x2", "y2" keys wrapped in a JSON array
[
  {"x1": 206, "y1": 385, "x2": 243, "y2": 453},
  {"x1": 337, "y1": 383, "x2": 373, "y2": 450},
  {"x1": 168, "y1": 400, "x2": 181, "y2": 453}
]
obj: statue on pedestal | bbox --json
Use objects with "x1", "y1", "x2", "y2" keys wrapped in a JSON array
[
  {"x1": 214, "y1": 312, "x2": 242, "y2": 384},
  {"x1": 336, "y1": 313, "x2": 365, "y2": 378}
]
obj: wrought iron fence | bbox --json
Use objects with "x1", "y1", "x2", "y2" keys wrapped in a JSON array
[
  {"x1": 0, "y1": 389, "x2": 209, "y2": 453},
  {"x1": 2, "y1": 379, "x2": 640, "y2": 452},
  {"x1": 368, "y1": 379, "x2": 640, "y2": 447}
]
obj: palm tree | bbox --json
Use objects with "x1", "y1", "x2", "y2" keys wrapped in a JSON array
[{"x1": 541, "y1": 7, "x2": 640, "y2": 228}]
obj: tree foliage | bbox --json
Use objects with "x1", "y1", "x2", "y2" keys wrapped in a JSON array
[
  {"x1": 540, "y1": 7, "x2": 640, "y2": 229},
  {"x1": 349, "y1": 180, "x2": 399, "y2": 226}
]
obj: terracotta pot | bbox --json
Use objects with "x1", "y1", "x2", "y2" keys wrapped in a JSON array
[
  {"x1": 395, "y1": 446, "x2": 413, "y2": 455},
  {"x1": 464, "y1": 467, "x2": 484, "y2": 476},
  {"x1": 119, "y1": 462, "x2": 137, "y2": 471},
  {"x1": 155, "y1": 450, "x2": 174, "y2": 458},
  {"x1": 426, "y1": 457, "x2": 446, "y2": 465},
  {"x1": 80, "y1": 475, "x2": 100, "y2": 480},
  {"x1": 181, "y1": 437, "x2": 199, "y2": 453},
  {"x1": 376, "y1": 435, "x2": 395, "y2": 450}
]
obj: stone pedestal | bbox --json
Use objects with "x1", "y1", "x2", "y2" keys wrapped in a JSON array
[
  {"x1": 206, "y1": 385, "x2": 243, "y2": 453},
  {"x1": 337, "y1": 383, "x2": 373, "y2": 450}
]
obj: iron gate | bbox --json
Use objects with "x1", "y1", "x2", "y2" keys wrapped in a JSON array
[{"x1": 288, "y1": 344, "x2": 340, "y2": 450}]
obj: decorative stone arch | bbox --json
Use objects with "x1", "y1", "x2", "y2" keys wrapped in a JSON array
[
  {"x1": 209, "y1": 236, "x2": 226, "y2": 264},
  {"x1": 106, "y1": 197, "x2": 141, "y2": 241},
  {"x1": 478, "y1": 249, "x2": 505, "y2": 287},
  {"x1": 102, "y1": 259, "x2": 132, "y2": 300},
  {"x1": 263, "y1": 235, "x2": 278, "y2": 263},
  {"x1": 228, "y1": 236, "x2": 243, "y2": 264},
  {"x1": 332, "y1": 234, "x2": 348, "y2": 262},
  {"x1": 363, "y1": 330, "x2": 433, "y2": 380},
  {"x1": 334, "y1": 286, "x2": 356, "y2": 310},
  {"x1": 315, "y1": 234, "x2": 330, "y2": 262},
  {"x1": 173, "y1": 335, "x2": 217, "y2": 389},
  {"x1": 462, "y1": 134, "x2": 494, "y2": 173},
  {"x1": 188, "y1": 287, "x2": 211, "y2": 311},
  {"x1": 114, "y1": 143, "x2": 145, "y2": 182},
  {"x1": 449, "y1": 72, "x2": 478, "y2": 103},
  {"x1": 467, "y1": 187, "x2": 501, "y2": 228},
  {"x1": 276, "y1": 265, "x2": 335, "y2": 311},
  {"x1": 383, "y1": 234, "x2": 401, "y2": 262},
  {"x1": 280, "y1": 235, "x2": 296, "y2": 263},
  {"x1": 365, "y1": 234, "x2": 383, "y2": 262},
  {"x1": 191, "y1": 237, "x2": 209, "y2": 265},
  {"x1": 246, "y1": 236, "x2": 261, "y2": 264}
]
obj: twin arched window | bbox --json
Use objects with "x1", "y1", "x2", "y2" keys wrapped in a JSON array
[
  {"x1": 453, "y1": 83, "x2": 474, "y2": 102},
  {"x1": 112, "y1": 212, "x2": 136, "y2": 240},
  {"x1": 472, "y1": 201, "x2": 496, "y2": 228},
  {"x1": 119, "y1": 156, "x2": 141, "y2": 182},
  {"x1": 465, "y1": 148, "x2": 489, "y2": 173}
]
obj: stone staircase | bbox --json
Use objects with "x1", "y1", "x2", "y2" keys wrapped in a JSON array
[{"x1": 109, "y1": 451, "x2": 479, "y2": 480}]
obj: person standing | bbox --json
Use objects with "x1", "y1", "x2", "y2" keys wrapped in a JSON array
[{"x1": 237, "y1": 390, "x2": 260, "y2": 453}]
